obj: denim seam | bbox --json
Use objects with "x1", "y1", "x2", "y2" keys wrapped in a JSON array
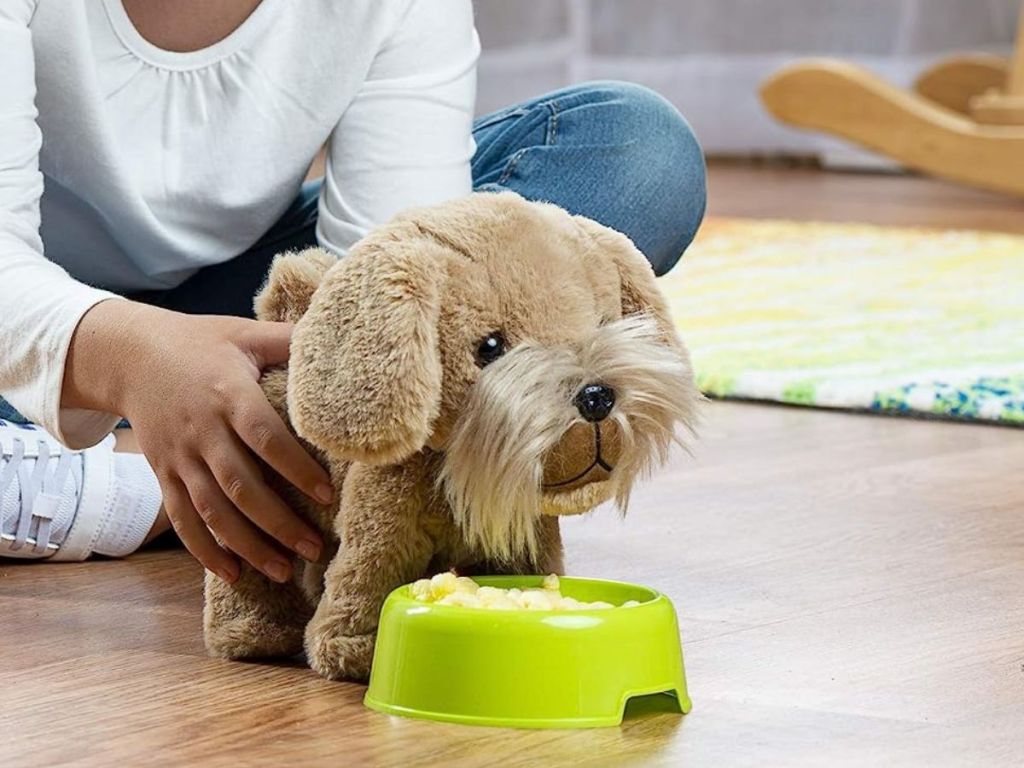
[
  {"x1": 496, "y1": 100, "x2": 561, "y2": 186},
  {"x1": 474, "y1": 106, "x2": 531, "y2": 132},
  {"x1": 545, "y1": 99, "x2": 560, "y2": 145},
  {"x1": 497, "y1": 148, "x2": 529, "y2": 186}
]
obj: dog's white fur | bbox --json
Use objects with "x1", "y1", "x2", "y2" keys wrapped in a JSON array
[{"x1": 440, "y1": 315, "x2": 698, "y2": 561}]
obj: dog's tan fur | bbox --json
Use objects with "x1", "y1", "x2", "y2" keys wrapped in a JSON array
[{"x1": 203, "y1": 192, "x2": 700, "y2": 681}]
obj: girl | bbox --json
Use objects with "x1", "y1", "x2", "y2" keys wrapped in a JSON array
[{"x1": 0, "y1": 0, "x2": 705, "y2": 584}]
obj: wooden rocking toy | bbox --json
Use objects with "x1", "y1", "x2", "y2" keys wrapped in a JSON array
[{"x1": 760, "y1": 7, "x2": 1024, "y2": 197}]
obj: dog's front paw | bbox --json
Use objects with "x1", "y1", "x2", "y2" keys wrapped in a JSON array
[{"x1": 305, "y1": 628, "x2": 376, "y2": 682}]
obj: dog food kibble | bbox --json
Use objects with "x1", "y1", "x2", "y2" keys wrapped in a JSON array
[{"x1": 410, "y1": 573, "x2": 639, "y2": 610}]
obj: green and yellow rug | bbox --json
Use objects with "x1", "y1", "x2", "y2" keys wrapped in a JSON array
[{"x1": 661, "y1": 219, "x2": 1024, "y2": 425}]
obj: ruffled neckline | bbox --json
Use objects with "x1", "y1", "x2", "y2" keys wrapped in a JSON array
[{"x1": 99, "y1": 0, "x2": 282, "y2": 71}]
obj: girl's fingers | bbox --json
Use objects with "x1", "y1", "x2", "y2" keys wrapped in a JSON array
[
  {"x1": 231, "y1": 388, "x2": 333, "y2": 506},
  {"x1": 160, "y1": 475, "x2": 239, "y2": 583},
  {"x1": 240, "y1": 320, "x2": 294, "y2": 369},
  {"x1": 205, "y1": 430, "x2": 323, "y2": 563},
  {"x1": 182, "y1": 466, "x2": 295, "y2": 583}
]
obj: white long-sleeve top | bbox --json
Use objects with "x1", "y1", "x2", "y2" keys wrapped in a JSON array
[{"x1": 0, "y1": 0, "x2": 478, "y2": 448}]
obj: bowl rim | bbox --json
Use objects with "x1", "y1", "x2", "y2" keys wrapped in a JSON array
[{"x1": 389, "y1": 574, "x2": 668, "y2": 618}]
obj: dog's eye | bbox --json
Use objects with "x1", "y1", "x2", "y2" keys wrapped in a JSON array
[{"x1": 475, "y1": 332, "x2": 507, "y2": 367}]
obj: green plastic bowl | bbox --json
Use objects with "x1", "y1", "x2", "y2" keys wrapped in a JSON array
[{"x1": 363, "y1": 575, "x2": 690, "y2": 729}]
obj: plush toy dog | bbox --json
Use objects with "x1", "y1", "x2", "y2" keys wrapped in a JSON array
[{"x1": 203, "y1": 191, "x2": 700, "y2": 681}]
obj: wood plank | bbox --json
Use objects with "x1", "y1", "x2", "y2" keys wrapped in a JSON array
[
  {"x1": 3, "y1": 401, "x2": 1020, "y2": 766},
  {"x1": 705, "y1": 160, "x2": 1024, "y2": 234}
]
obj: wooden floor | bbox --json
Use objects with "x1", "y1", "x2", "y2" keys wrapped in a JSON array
[
  {"x1": 707, "y1": 159, "x2": 1024, "y2": 233},
  {"x1": 4, "y1": 165, "x2": 1023, "y2": 767}
]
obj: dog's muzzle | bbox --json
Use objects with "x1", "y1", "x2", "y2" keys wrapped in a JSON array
[
  {"x1": 542, "y1": 422, "x2": 616, "y2": 490},
  {"x1": 542, "y1": 384, "x2": 620, "y2": 491}
]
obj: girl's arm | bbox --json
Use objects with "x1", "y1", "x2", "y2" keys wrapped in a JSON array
[
  {"x1": 316, "y1": 0, "x2": 479, "y2": 255},
  {"x1": 1, "y1": 2, "x2": 330, "y2": 582},
  {"x1": 0, "y1": 0, "x2": 121, "y2": 447}
]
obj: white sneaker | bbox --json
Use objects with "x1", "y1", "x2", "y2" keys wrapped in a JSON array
[{"x1": 0, "y1": 421, "x2": 161, "y2": 560}]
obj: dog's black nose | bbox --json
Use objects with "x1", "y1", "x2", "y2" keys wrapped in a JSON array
[{"x1": 574, "y1": 384, "x2": 616, "y2": 422}]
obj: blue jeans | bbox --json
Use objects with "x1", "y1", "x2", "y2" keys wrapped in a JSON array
[{"x1": 0, "y1": 81, "x2": 705, "y2": 423}]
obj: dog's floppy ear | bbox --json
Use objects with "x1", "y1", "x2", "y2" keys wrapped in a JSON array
[
  {"x1": 254, "y1": 248, "x2": 337, "y2": 323},
  {"x1": 574, "y1": 215, "x2": 687, "y2": 353},
  {"x1": 287, "y1": 235, "x2": 449, "y2": 465}
]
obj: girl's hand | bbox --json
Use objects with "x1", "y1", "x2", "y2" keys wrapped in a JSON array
[{"x1": 64, "y1": 300, "x2": 332, "y2": 584}]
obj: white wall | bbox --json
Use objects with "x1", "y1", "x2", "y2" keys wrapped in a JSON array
[{"x1": 474, "y1": 0, "x2": 1018, "y2": 165}]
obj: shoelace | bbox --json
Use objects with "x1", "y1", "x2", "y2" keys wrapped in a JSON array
[{"x1": 0, "y1": 431, "x2": 80, "y2": 554}]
